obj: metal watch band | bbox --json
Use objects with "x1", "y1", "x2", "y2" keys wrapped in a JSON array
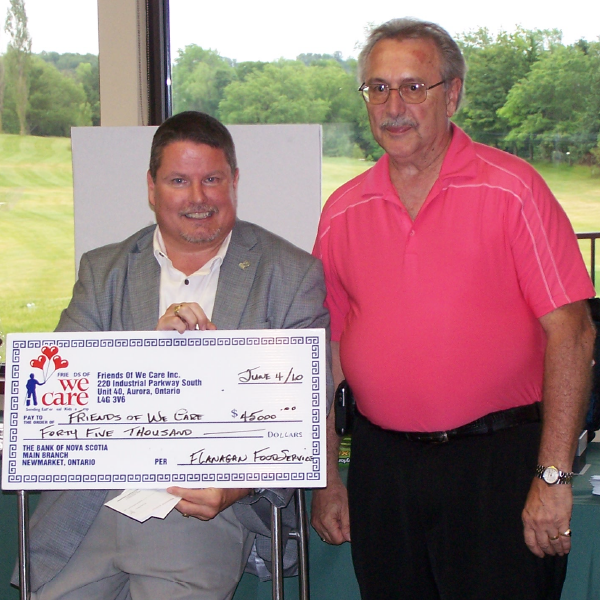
[{"x1": 535, "y1": 464, "x2": 575, "y2": 485}]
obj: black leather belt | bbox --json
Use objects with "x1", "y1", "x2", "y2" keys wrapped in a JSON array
[{"x1": 403, "y1": 403, "x2": 541, "y2": 444}]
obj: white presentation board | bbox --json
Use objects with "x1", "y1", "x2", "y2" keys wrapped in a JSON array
[{"x1": 71, "y1": 124, "x2": 322, "y2": 269}]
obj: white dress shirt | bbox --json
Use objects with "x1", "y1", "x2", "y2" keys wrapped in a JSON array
[{"x1": 153, "y1": 227, "x2": 232, "y2": 321}]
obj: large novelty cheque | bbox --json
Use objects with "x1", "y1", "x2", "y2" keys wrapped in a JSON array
[{"x1": 2, "y1": 330, "x2": 326, "y2": 491}]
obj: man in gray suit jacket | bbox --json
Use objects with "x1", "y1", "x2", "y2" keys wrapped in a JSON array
[{"x1": 19, "y1": 111, "x2": 330, "y2": 600}]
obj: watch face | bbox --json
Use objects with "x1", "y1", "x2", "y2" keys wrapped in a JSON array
[{"x1": 543, "y1": 466, "x2": 560, "y2": 484}]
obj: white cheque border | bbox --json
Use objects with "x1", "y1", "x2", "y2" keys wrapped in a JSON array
[{"x1": 2, "y1": 331, "x2": 325, "y2": 490}]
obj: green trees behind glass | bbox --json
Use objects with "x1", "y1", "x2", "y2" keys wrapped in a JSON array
[
  {"x1": 172, "y1": 48, "x2": 382, "y2": 160},
  {"x1": 1, "y1": 0, "x2": 99, "y2": 137},
  {"x1": 172, "y1": 29, "x2": 600, "y2": 165},
  {"x1": 454, "y1": 27, "x2": 600, "y2": 163},
  {"x1": 1, "y1": 8, "x2": 599, "y2": 168},
  {"x1": 3, "y1": 0, "x2": 32, "y2": 135},
  {"x1": 0, "y1": 51, "x2": 99, "y2": 137}
]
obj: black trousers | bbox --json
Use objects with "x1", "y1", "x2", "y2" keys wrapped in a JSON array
[{"x1": 347, "y1": 414, "x2": 567, "y2": 600}]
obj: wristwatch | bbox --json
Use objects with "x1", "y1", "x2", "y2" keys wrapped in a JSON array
[{"x1": 535, "y1": 464, "x2": 575, "y2": 485}]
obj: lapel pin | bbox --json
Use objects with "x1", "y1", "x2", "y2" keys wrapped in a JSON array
[{"x1": 238, "y1": 261, "x2": 251, "y2": 270}]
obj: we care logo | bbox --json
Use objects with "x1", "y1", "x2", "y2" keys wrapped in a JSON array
[{"x1": 25, "y1": 345, "x2": 89, "y2": 408}]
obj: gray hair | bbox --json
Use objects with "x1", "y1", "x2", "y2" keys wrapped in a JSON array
[{"x1": 357, "y1": 18, "x2": 467, "y2": 108}]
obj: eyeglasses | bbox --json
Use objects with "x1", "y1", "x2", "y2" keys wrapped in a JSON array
[{"x1": 359, "y1": 80, "x2": 445, "y2": 105}]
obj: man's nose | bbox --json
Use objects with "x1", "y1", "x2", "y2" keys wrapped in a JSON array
[
  {"x1": 190, "y1": 180, "x2": 205, "y2": 202},
  {"x1": 385, "y1": 88, "x2": 408, "y2": 117}
]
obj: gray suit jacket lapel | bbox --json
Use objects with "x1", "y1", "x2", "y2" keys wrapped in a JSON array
[
  {"x1": 126, "y1": 229, "x2": 161, "y2": 331},
  {"x1": 213, "y1": 221, "x2": 261, "y2": 330}
]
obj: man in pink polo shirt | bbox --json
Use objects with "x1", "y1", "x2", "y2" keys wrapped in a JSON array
[{"x1": 311, "y1": 17, "x2": 597, "y2": 600}]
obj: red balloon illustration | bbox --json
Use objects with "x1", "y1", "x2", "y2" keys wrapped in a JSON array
[
  {"x1": 53, "y1": 356, "x2": 69, "y2": 369},
  {"x1": 30, "y1": 355, "x2": 47, "y2": 369},
  {"x1": 41, "y1": 346, "x2": 59, "y2": 359}
]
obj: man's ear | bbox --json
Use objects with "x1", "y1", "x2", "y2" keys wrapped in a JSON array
[
  {"x1": 147, "y1": 170, "x2": 156, "y2": 210},
  {"x1": 446, "y1": 78, "x2": 462, "y2": 118}
]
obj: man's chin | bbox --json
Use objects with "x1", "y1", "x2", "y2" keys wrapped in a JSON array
[
  {"x1": 379, "y1": 138, "x2": 416, "y2": 159},
  {"x1": 180, "y1": 228, "x2": 222, "y2": 245}
]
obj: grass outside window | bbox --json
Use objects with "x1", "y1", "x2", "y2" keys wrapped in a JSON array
[{"x1": 1, "y1": 134, "x2": 599, "y2": 337}]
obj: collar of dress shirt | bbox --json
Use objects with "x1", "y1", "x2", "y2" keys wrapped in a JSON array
[
  {"x1": 152, "y1": 226, "x2": 232, "y2": 274},
  {"x1": 152, "y1": 226, "x2": 232, "y2": 320}
]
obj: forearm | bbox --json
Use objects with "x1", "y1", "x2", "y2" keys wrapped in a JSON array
[
  {"x1": 325, "y1": 339, "x2": 345, "y2": 485},
  {"x1": 311, "y1": 340, "x2": 351, "y2": 543},
  {"x1": 522, "y1": 300, "x2": 596, "y2": 557},
  {"x1": 538, "y1": 301, "x2": 595, "y2": 469},
  {"x1": 324, "y1": 409, "x2": 343, "y2": 485}
]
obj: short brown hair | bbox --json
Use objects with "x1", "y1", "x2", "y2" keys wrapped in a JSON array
[{"x1": 149, "y1": 111, "x2": 237, "y2": 181}]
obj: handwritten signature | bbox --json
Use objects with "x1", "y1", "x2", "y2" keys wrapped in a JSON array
[{"x1": 182, "y1": 446, "x2": 314, "y2": 465}]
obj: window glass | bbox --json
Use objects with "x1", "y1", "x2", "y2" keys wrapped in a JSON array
[
  {"x1": 169, "y1": 0, "x2": 600, "y2": 283},
  {"x1": 0, "y1": 0, "x2": 99, "y2": 341}
]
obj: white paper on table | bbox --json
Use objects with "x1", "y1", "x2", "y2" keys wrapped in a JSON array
[{"x1": 105, "y1": 489, "x2": 181, "y2": 522}]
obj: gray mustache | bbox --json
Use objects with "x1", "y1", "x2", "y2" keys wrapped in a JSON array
[{"x1": 379, "y1": 118, "x2": 417, "y2": 130}]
